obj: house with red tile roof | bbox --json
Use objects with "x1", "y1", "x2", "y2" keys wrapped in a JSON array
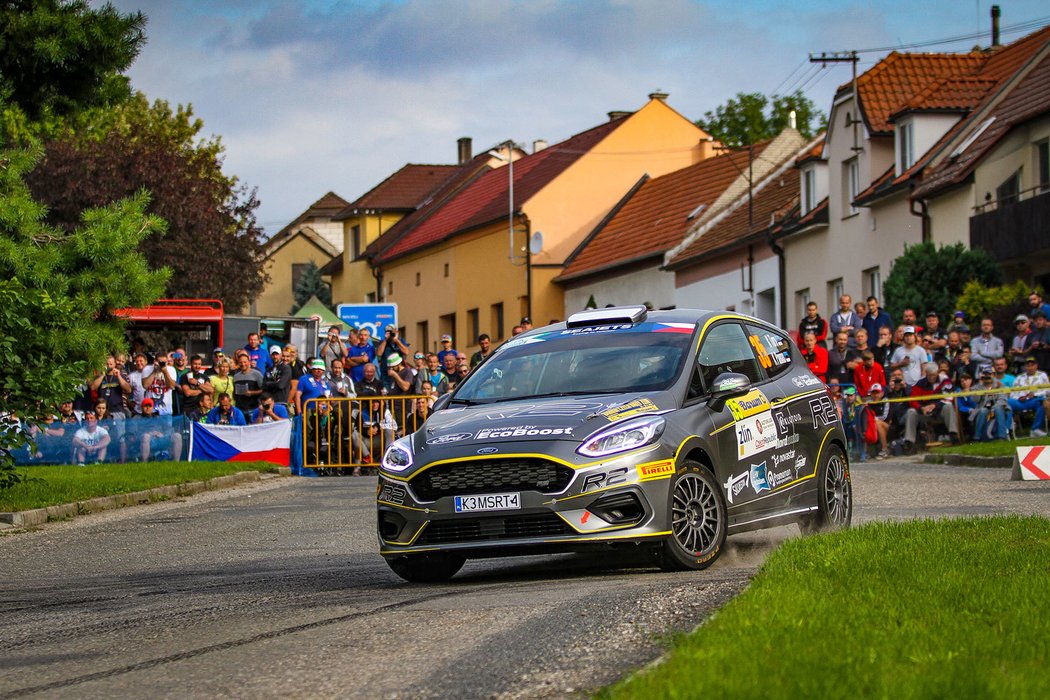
[
  {"x1": 251, "y1": 191, "x2": 349, "y2": 316},
  {"x1": 778, "y1": 22, "x2": 1050, "y2": 329},
  {"x1": 367, "y1": 94, "x2": 716, "y2": 352},
  {"x1": 554, "y1": 128, "x2": 810, "y2": 322}
]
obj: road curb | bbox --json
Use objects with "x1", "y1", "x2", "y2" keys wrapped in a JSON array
[
  {"x1": 0, "y1": 467, "x2": 291, "y2": 528},
  {"x1": 922, "y1": 454, "x2": 1013, "y2": 468}
]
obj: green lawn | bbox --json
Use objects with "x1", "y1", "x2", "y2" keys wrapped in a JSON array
[
  {"x1": 928, "y1": 436, "x2": 1048, "y2": 457},
  {"x1": 603, "y1": 516, "x2": 1050, "y2": 699},
  {"x1": 0, "y1": 461, "x2": 280, "y2": 512}
]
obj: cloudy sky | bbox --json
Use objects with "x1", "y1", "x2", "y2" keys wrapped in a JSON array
[{"x1": 106, "y1": 0, "x2": 1050, "y2": 234}]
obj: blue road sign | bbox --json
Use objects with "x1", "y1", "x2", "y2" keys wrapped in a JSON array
[{"x1": 336, "y1": 303, "x2": 398, "y2": 338}]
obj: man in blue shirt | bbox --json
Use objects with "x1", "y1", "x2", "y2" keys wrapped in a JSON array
[
  {"x1": 296, "y1": 359, "x2": 332, "y2": 413},
  {"x1": 251, "y1": 392, "x2": 290, "y2": 423},
  {"x1": 205, "y1": 393, "x2": 246, "y2": 426},
  {"x1": 244, "y1": 332, "x2": 272, "y2": 374},
  {"x1": 862, "y1": 296, "x2": 893, "y2": 342},
  {"x1": 347, "y1": 327, "x2": 377, "y2": 383}
]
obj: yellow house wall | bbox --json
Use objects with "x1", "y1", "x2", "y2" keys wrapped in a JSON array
[
  {"x1": 330, "y1": 212, "x2": 405, "y2": 305},
  {"x1": 253, "y1": 235, "x2": 333, "y2": 317},
  {"x1": 527, "y1": 99, "x2": 709, "y2": 267}
]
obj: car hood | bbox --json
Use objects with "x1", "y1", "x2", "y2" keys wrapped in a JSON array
[{"x1": 413, "y1": 392, "x2": 675, "y2": 455}]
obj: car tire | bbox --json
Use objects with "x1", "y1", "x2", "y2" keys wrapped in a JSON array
[
  {"x1": 658, "y1": 461, "x2": 727, "y2": 571},
  {"x1": 386, "y1": 553, "x2": 466, "y2": 583},
  {"x1": 799, "y1": 444, "x2": 852, "y2": 534}
]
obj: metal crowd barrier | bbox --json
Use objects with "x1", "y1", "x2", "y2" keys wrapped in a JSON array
[{"x1": 301, "y1": 395, "x2": 430, "y2": 470}]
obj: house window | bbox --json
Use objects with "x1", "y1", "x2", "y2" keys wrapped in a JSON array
[
  {"x1": 388, "y1": 280, "x2": 393, "y2": 296},
  {"x1": 864, "y1": 267, "x2": 881, "y2": 301},
  {"x1": 468, "y1": 308, "x2": 480, "y2": 343},
  {"x1": 491, "y1": 302, "x2": 504, "y2": 341},
  {"x1": 795, "y1": 288, "x2": 810, "y2": 324},
  {"x1": 366, "y1": 292, "x2": 376, "y2": 303},
  {"x1": 843, "y1": 158, "x2": 860, "y2": 216},
  {"x1": 444, "y1": 263, "x2": 450, "y2": 278},
  {"x1": 291, "y1": 263, "x2": 308, "y2": 291},
  {"x1": 828, "y1": 278, "x2": 843, "y2": 313},
  {"x1": 415, "y1": 271, "x2": 421, "y2": 287},
  {"x1": 898, "y1": 120, "x2": 914, "y2": 173},
  {"x1": 351, "y1": 225, "x2": 362, "y2": 259},
  {"x1": 416, "y1": 321, "x2": 429, "y2": 353},
  {"x1": 1036, "y1": 140, "x2": 1049, "y2": 193},
  {"x1": 997, "y1": 169, "x2": 1021, "y2": 206},
  {"x1": 439, "y1": 313, "x2": 456, "y2": 348},
  {"x1": 801, "y1": 166, "x2": 816, "y2": 214}
]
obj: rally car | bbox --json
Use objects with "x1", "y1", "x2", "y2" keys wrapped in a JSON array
[{"x1": 377, "y1": 306, "x2": 851, "y2": 582}]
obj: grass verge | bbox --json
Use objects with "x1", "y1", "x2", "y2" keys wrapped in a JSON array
[
  {"x1": 928, "y1": 436, "x2": 1048, "y2": 458},
  {"x1": 0, "y1": 461, "x2": 279, "y2": 512},
  {"x1": 602, "y1": 516, "x2": 1050, "y2": 699}
]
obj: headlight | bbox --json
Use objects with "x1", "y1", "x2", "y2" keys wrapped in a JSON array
[
  {"x1": 578, "y1": 416, "x2": 665, "y2": 458},
  {"x1": 382, "y1": 438, "x2": 414, "y2": 472}
]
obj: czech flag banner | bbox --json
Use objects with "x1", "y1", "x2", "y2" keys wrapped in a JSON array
[{"x1": 189, "y1": 421, "x2": 292, "y2": 466}]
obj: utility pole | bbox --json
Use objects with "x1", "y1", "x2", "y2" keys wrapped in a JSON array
[{"x1": 809, "y1": 51, "x2": 862, "y2": 153}]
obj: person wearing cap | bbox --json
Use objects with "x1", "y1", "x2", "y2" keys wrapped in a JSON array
[
  {"x1": 232, "y1": 353, "x2": 265, "y2": 413},
  {"x1": 319, "y1": 325, "x2": 349, "y2": 373},
  {"x1": 376, "y1": 324, "x2": 411, "y2": 391},
  {"x1": 1008, "y1": 314, "x2": 1032, "y2": 371},
  {"x1": 178, "y1": 355, "x2": 214, "y2": 416},
  {"x1": 385, "y1": 353, "x2": 414, "y2": 394},
  {"x1": 852, "y1": 350, "x2": 885, "y2": 398},
  {"x1": 520, "y1": 317, "x2": 533, "y2": 332},
  {"x1": 947, "y1": 310, "x2": 968, "y2": 335},
  {"x1": 205, "y1": 347, "x2": 225, "y2": 377},
  {"x1": 436, "y1": 334, "x2": 458, "y2": 366},
  {"x1": 251, "y1": 392, "x2": 289, "y2": 424},
  {"x1": 973, "y1": 365, "x2": 1010, "y2": 441},
  {"x1": 205, "y1": 393, "x2": 246, "y2": 426},
  {"x1": 910, "y1": 361, "x2": 959, "y2": 444},
  {"x1": 970, "y1": 317, "x2": 1004, "y2": 365},
  {"x1": 864, "y1": 383, "x2": 892, "y2": 458},
  {"x1": 133, "y1": 397, "x2": 183, "y2": 460},
  {"x1": 347, "y1": 327, "x2": 377, "y2": 384},
  {"x1": 889, "y1": 325, "x2": 927, "y2": 387},
  {"x1": 1008, "y1": 356, "x2": 1048, "y2": 437},
  {"x1": 263, "y1": 345, "x2": 292, "y2": 407},
  {"x1": 296, "y1": 358, "x2": 332, "y2": 414},
  {"x1": 921, "y1": 311, "x2": 947, "y2": 356},
  {"x1": 884, "y1": 367, "x2": 920, "y2": 452}
]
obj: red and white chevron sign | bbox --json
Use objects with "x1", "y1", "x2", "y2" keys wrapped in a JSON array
[{"x1": 1017, "y1": 446, "x2": 1050, "y2": 481}]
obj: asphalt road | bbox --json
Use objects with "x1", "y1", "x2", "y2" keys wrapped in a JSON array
[{"x1": 1, "y1": 459, "x2": 1048, "y2": 699}]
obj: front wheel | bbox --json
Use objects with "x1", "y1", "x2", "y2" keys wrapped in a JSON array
[
  {"x1": 385, "y1": 552, "x2": 466, "y2": 583},
  {"x1": 800, "y1": 445, "x2": 852, "y2": 534},
  {"x1": 658, "y1": 462, "x2": 728, "y2": 571}
]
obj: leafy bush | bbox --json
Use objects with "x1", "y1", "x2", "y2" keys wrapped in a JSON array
[
  {"x1": 882, "y1": 243, "x2": 1001, "y2": 321},
  {"x1": 956, "y1": 279, "x2": 1038, "y2": 338}
]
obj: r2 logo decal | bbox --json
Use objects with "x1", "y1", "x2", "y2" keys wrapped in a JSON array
[{"x1": 809, "y1": 396, "x2": 837, "y2": 428}]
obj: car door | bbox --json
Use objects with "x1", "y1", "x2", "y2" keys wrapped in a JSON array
[{"x1": 693, "y1": 321, "x2": 780, "y2": 521}]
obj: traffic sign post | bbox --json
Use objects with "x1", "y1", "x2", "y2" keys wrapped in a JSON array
[{"x1": 336, "y1": 303, "x2": 398, "y2": 339}]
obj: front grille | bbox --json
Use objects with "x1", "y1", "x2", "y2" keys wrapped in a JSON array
[
  {"x1": 410, "y1": 458, "x2": 573, "y2": 501},
  {"x1": 417, "y1": 513, "x2": 573, "y2": 545}
]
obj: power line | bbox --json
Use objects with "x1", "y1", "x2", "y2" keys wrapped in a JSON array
[{"x1": 848, "y1": 15, "x2": 1050, "y2": 54}]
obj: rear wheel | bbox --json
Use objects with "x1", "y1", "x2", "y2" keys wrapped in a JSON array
[
  {"x1": 386, "y1": 552, "x2": 466, "y2": 583},
  {"x1": 658, "y1": 462, "x2": 727, "y2": 571},
  {"x1": 800, "y1": 445, "x2": 852, "y2": 534}
]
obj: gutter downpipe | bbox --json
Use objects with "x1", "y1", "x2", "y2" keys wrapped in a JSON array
[
  {"x1": 766, "y1": 230, "x2": 787, "y2": 329},
  {"x1": 523, "y1": 215, "x2": 532, "y2": 323},
  {"x1": 909, "y1": 197, "x2": 931, "y2": 243}
]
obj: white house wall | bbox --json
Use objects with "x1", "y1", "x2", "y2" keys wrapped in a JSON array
[
  {"x1": 926, "y1": 185, "x2": 972, "y2": 246},
  {"x1": 563, "y1": 266, "x2": 675, "y2": 314},
  {"x1": 675, "y1": 255, "x2": 780, "y2": 325}
]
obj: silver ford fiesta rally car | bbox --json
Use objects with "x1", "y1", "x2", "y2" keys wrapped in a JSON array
[{"x1": 377, "y1": 306, "x2": 851, "y2": 582}]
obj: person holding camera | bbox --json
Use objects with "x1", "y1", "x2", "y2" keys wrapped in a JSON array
[
  {"x1": 319, "y1": 325, "x2": 349, "y2": 372},
  {"x1": 179, "y1": 355, "x2": 214, "y2": 416},
  {"x1": 251, "y1": 392, "x2": 289, "y2": 423},
  {"x1": 376, "y1": 324, "x2": 411, "y2": 392},
  {"x1": 141, "y1": 352, "x2": 178, "y2": 416},
  {"x1": 91, "y1": 355, "x2": 132, "y2": 418}
]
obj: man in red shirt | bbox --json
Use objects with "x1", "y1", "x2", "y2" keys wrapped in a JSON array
[
  {"x1": 853, "y1": 350, "x2": 886, "y2": 397},
  {"x1": 801, "y1": 331, "x2": 828, "y2": 383}
]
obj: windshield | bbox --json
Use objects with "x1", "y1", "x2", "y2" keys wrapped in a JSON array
[{"x1": 453, "y1": 322, "x2": 695, "y2": 402}]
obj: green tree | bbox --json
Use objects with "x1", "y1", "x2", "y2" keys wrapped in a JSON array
[
  {"x1": 882, "y1": 242, "x2": 1002, "y2": 321},
  {"x1": 290, "y1": 262, "x2": 332, "y2": 314},
  {"x1": 24, "y1": 94, "x2": 268, "y2": 311},
  {"x1": 955, "y1": 279, "x2": 1033, "y2": 336},
  {"x1": 0, "y1": 149, "x2": 167, "y2": 487},
  {"x1": 697, "y1": 90, "x2": 826, "y2": 148},
  {"x1": 0, "y1": 0, "x2": 144, "y2": 121}
]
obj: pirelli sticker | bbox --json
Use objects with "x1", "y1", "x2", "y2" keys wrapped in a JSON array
[
  {"x1": 601, "y1": 398, "x2": 659, "y2": 421},
  {"x1": 725, "y1": 389, "x2": 770, "y2": 421},
  {"x1": 637, "y1": 459, "x2": 675, "y2": 481}
]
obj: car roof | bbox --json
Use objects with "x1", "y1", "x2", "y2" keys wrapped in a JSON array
[{"x1": 538, "y1": 307, "x2": 776, "y2": 333}]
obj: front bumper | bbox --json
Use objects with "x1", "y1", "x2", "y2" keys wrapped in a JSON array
[{"x1": 376, "y1": 445, "x2": 677, "y2": 558}]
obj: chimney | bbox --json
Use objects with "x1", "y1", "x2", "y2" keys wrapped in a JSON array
[
  {"x1": 991, "y1": 5, "x2": 1001, "y2": 47},
  {"x1": 788, "y1": 110, "x2": 797, "y2": 130},
  {"x1": 457, "y1": 137, "x2": 472, "y2": 165},
  {"x1": 607, "y1": 110, "x2": 632, "y2": 121},
  {"x1": 648, "y1": 90, "x2": 669, "y2": 102},
  {"x1": 532, "y1": 139, "x2": 548, "y2": 153}
]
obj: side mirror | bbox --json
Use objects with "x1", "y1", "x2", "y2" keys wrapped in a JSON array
[
  {"x1": 431, "y1": 393, "x2": 452, "y2": 412},
  {"x1": 708, "y1": 372, "x2": 751, "y2": 412}
]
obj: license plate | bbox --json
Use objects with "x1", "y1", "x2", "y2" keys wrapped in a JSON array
[{"x1": 454, "y1": 493, "x2": 521, "y2": 513}]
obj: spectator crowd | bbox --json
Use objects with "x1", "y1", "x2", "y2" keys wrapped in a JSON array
[{"x1": 796, "y1": 290, "x2": 1050, "y2": 457}]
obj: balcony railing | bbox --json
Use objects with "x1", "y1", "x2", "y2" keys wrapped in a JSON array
[{"x1": 970, "y1": 186, "x2": 1050, "y2": 262}]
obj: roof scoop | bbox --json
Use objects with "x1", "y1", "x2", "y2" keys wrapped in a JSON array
[{"x1": 566, "y1": 305, "x2": 648, "y2": 328}]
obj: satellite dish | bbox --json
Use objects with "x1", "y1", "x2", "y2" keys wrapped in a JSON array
[{"x1": 529, "y1": 231, "x2": 544, "y2": 255}]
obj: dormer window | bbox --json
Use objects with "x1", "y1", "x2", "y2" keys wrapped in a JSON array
[
  {"x1": 801, "y1": 166, "x2": 816, "y2": 215},
  {"x1": 898, "y1": 120, "x2": 915, "y2": 173}
]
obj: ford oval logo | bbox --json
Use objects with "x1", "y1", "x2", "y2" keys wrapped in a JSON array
[
  {"x1": 425, "y1": 432, "x2": 472, "y2": 445},
  {"x1": 477, "y1": 447, "x2": 499, "y2": 455}
]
